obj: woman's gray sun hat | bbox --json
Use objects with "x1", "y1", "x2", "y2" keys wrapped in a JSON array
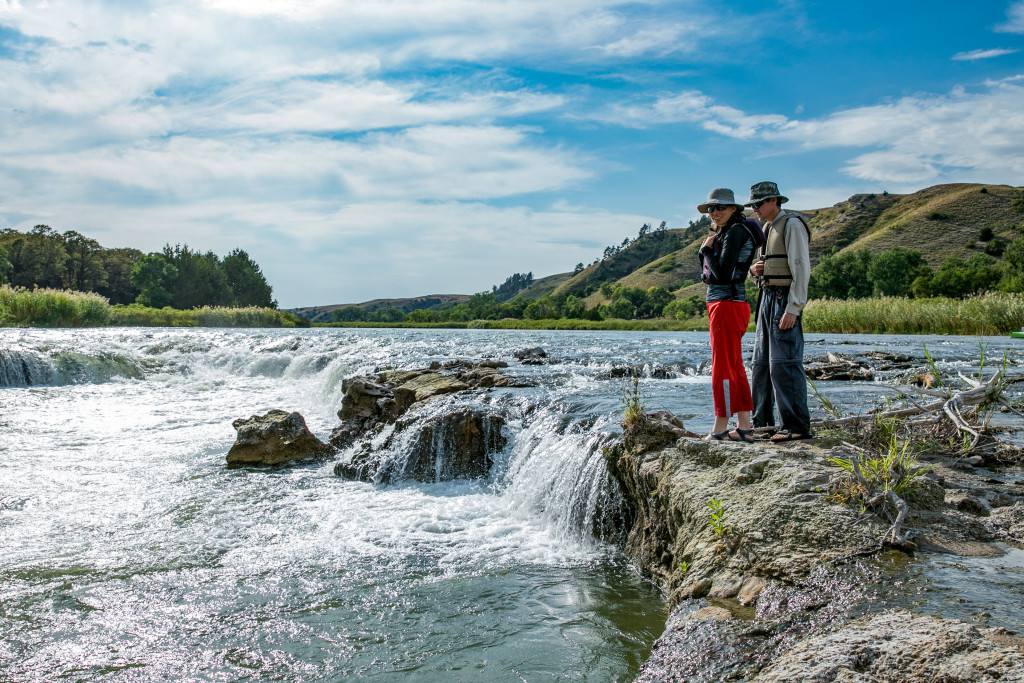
[
  {"x1": 697, "y1": 188, "x2": 742, "y2": 213},
  {"x1": 745, "y1": 181, "x2": 789, "y2": 207}
]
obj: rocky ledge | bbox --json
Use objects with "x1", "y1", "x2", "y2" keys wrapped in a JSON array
[{"x1": 605, "y1": 412, "x2": 1024, "y2": 681}]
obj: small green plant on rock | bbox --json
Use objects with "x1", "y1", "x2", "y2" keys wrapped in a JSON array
[
  {"x1": 706, "y1": 497, "x2": 729, "y2": 537},
  {"x1": 620, "y1": 372, "x2": 648, "y2": 429}
]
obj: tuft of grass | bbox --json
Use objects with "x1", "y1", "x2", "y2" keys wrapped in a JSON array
[
  {"x1": 0, "y1": 285, "x2": 112, "y2": 327},
  {"x1": 620, "y1": 372, "x2": 648, "y2": 429},
  {"x1": 828, "y1": 426, "x2": 934, "y2": 497}
]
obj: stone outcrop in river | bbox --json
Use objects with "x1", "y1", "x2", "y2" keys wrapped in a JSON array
[
  {"x1": 335, "y1": 407, "x2": 507, "y2": 483},
  {"x1": 605, "y1": 410, "x2": 1024, "y2": 681},
  {"x1": 227, "y1": 409, "x2": 335, "y2": 466},
  {"x1": 330, "y1": 360, "x2": 527, "y2": 483}
]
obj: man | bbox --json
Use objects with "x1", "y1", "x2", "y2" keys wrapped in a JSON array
[{"x1": 746, "y1": 181, "x2": 812, "y2": 441}]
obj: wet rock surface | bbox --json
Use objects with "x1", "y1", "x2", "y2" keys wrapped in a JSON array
[
  {"x1": 227, "y1": 409, "x2": 335, "y2": 466},
  {"x1": 804, "y1": 351, "x2": 874, "y2": 381},
  {"x1": 334, "y1": 406, "x2": 506, "y2": 483},
  {"x1": 329, "y1": 361, "x2": 526, "y2": 483},
  {"x1": 606, "y1": 411, "x2": 1024, "y2": 681},
  {"x1": 329, "y1": 362, "x2": 529, "y2": 450}
]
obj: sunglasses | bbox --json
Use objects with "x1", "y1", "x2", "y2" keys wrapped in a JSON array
[
  {"x1": 707, "y1": 204, "x2": 733, "y2": 212},
  {"x1": 750, "y1": 199, "x2": 770, "y2": 209}
]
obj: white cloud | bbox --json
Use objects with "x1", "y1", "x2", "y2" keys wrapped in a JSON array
[
  {"x1": 952, "y1": 48, "x2": 1018, "y2": 61},
  {"x1": 996, "y1": 0, "x2": 1024, "y2": 33},
  {"x1": 593, "y1": 90, "x2": 791, "y2": 139}
]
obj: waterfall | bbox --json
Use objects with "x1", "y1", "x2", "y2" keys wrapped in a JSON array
[{"x1": 0, "y1": 348, "x2": 59, "y2": 387}]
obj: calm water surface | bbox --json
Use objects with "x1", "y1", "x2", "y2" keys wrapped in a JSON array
[{"x1": 2, "y1": 328, "x2": 1022, "y2": 681}]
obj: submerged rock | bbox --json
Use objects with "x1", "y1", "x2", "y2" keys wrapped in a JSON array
[
  {"x1": 227, "y1": 409, "x2": 335, "y2": 466},
  {"x1": 335, "y1": 407, "x2": 507, "y2": 484},
  {"x1": 805, "y1": 351, "x2": 874, "y2": 381}
]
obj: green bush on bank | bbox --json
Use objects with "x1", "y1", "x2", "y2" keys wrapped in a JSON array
[
  {"x1": 0, "y1": 285, "x2": 307, "y2": 328},
  {"x1": 803, "y1": 292, "x2": 1024, "y2": 335}
]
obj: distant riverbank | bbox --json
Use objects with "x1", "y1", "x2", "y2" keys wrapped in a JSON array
[{"x1": 3, "y1": 285, "x2": 1023, "y2": 335}]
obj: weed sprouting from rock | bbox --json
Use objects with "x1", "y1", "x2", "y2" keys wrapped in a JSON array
[
  {"x1": 706, "y1": 497, "x2": 729, "y2": 537},
  {"x1": 620, "y1": 372, "x2": 648, "y2": 429}
]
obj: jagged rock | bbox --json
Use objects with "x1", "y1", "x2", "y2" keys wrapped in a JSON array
[
  {"x1": 227, "y1": 409, "x2": 334, "y2": 466},
  {"x1": 948, "y1": 490, "x2": 990, "y2": 516},
  {"x1": 330, "y1": 362, "x2": 529, "y2": 449},
  {"x1": 753, "y1": 610, "x2": 1024, "y2": 682},
  {"x1": 805, "y1": 351, "x2": 874, "y2": 381},
  {"x1": 334, "y1": 407, "x2": 506, "y2": 484}
]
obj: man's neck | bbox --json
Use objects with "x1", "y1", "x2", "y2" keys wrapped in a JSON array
[{"x1": 762, "y1": 206, "x2": 781, "y2": 223}]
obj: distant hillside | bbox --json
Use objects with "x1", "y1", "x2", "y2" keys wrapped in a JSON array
[
  {"x1": 292, "y1": 183, "x2": 1024, "y2": 316},
  {"x1": 289, "y1": 294, "x2": 470, "y2": 323}
]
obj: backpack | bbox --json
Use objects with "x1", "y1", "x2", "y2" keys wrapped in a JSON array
[{"x1": 700, "y1": 219, "x2": 765, "y2": 285}]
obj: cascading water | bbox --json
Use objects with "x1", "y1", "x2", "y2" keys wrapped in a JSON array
[{"x1": 2, "y1": 327, "x2": 1022, "y2": 682}]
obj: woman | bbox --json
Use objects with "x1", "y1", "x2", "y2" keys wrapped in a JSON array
[{"x1": 697, "y1": 187, "x2": 757, "y2": 442}]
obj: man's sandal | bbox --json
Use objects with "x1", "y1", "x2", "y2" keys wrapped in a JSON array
[
  {"x1": 770, "y1": 430, "x2": 813, "y2": 442},
  {"x1": 704, "y1": 430, "x2": 730, "y2": 441},
  {"x1": 727, "y1": 428, "x2": 755, "y2": 443}
]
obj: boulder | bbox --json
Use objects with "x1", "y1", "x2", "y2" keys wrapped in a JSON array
[
  {"x1": 227, "y1": 409, "x2": 335, "y2": 466},
  {"x1": 335, "y1": 407, "x2": 507, "y2": 484}
]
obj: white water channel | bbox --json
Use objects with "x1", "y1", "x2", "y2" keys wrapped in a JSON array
[{"x1": 1, "y1": 327, "x2": 1022, "y2": 681}]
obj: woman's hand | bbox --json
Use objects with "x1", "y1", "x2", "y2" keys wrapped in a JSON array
[{"x1": 701, "y1": 234, "x2": 716, "y2": 249}]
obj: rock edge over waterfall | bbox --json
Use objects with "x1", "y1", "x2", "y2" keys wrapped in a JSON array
[{"x1": 606, "y1": 412, "x2": 1024, "y2": 681}]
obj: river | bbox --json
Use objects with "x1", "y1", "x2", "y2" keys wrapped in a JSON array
[{"x1": 1, "y1": 328, "x2": 1022, "y2": 682}]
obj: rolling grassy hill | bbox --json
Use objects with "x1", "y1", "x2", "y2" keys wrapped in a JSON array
[{"x1": 291, "y1": 183, "x2": 1024, "y2": 318}]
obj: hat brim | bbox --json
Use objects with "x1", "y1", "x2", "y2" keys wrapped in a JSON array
[
  {"x1": 697, "y1": 202, "x2": 743, "y2": 213},
  {"x1": 744, "y1": 195, "x2": 789, "y2": 207}
]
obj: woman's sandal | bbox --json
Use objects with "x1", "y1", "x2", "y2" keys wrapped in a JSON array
[
  {"x1": 727, "y1": 428, "x2": 755, "y2": 443},
  {"x1": 704, "y1": 430, "x2": 730, "y2": 441}
]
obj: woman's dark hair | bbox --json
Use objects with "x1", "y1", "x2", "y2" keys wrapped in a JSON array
[{"x1": 724, "y1": 207, "x2": 747, "y2": 227}]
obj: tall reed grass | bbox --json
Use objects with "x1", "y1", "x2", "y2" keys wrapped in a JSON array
[
  {"x1": 0, "y1": 285, "x2": 112, "y2": 327},
  {"x1": 803, "y1": 293, "x2": 1024, "y2": 335},
  {"x1": 110, "y1": 304, "x2": 306, "y2": 328},
  {"x1": 0, "y1": 286, "x2": 306, "y2": 328}
]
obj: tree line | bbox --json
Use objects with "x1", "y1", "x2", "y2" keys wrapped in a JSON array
[
  {"x1": 0, "y1": 225, "x2": 275, "y2": 309},
  {"x1": 810, "y1": 235, "x2": 1024, "y2": 300}
]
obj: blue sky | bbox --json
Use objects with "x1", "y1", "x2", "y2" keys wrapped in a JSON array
[{"x1": 1, "y1": 0, "x2": 1023, "y2": 308}]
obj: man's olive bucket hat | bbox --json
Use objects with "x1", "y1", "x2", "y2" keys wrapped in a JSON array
[
  {"x1": 697, "y1": 187, "x2": 743, "y2": 213},
  {"x1": 745, "y1": 181, "x2": 789, "y2": 207}
]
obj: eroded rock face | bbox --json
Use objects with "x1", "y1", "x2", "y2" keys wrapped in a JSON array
[
  {"x1": 604, "y1": 419, "x2": 887, "y2": 602},
  {"x1": 227, "y1": 409, "x2": 335, "y2": 466},
  {"x1": 335, "y1": 407, "x2": 506, "y2": 484},
  {"x1": 753, "y1": 610, "x2": 1024, "y2": 682},
  {"x1": 330, "y1": 363, "x2": 530, "y2": 450},
  {"x1": 805, "y1": 351, "x2": 874, "y2": 381}
]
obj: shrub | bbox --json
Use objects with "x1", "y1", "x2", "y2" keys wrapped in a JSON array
[
  {"x1": 986, "y1": 239, "x2": 1007, "y2": 257},
  {"x1": 925, "y1": 211, "x2": 949, "y2": 220},
  {"x1": 979, "y1": 226, "x2": 994, "y2": 241}
]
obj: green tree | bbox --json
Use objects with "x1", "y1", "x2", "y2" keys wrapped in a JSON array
[
  {"x1": 563, "y1": 294, "x2": 585, "y2": 319},
  {"x1": 639, "y1": 286, "x2": 674, "y2": 318},
  {"x1": 866, "y1": 247, "x2": 928, "y2": 297},
  {"x1": 131, "y1": 254, "x2": 178, "y2": 308},
  {"x1": 8, "y1": 225, "x2": 68, "y2": 289},
  {"x1": 0, "y1": 244, "x2": 12, "y2": 284},
  {"x1": 163, "y1": 244, "x2": 232, "y2": 309},
  {"x1": 97, "y1": 248, "x2": 143, "y2": 305},
  {"x1": 928, "y1": 254, "x2": 1001, "y2": 298},
  {"x1": 809, "y1": 248, "x2": 873, "y2": 299},
  {"x1": 222, "y1": 248, "x2": 275, "y2": 307},
  {"x1": 332, "y1": 307, "x2": 367, "y2": 322},
  {"x1": 467, "y1": 292, "x2": 499, "y2": 320},
  {"x1": 61, "y1": 230, "x2": 108, "y2": 293},
  {"x1": 406, "y1": 309, "x2": 441, "y2": 323}
]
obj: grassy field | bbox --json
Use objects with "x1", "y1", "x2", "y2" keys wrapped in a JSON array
[{"x1": 0, "y1": 286, "x2": 307, "y2": 328}]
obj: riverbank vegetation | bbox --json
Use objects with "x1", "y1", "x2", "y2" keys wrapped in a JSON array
[
  {"x1": 0, "y1": 286, "x2": 307, "y2": 328},
  {"x1": 0, "y1": 226, "x2": 276, "y2": 309},
  {"x1": 803, "y1": 292, "x2": 1024, "y2": 335}
]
